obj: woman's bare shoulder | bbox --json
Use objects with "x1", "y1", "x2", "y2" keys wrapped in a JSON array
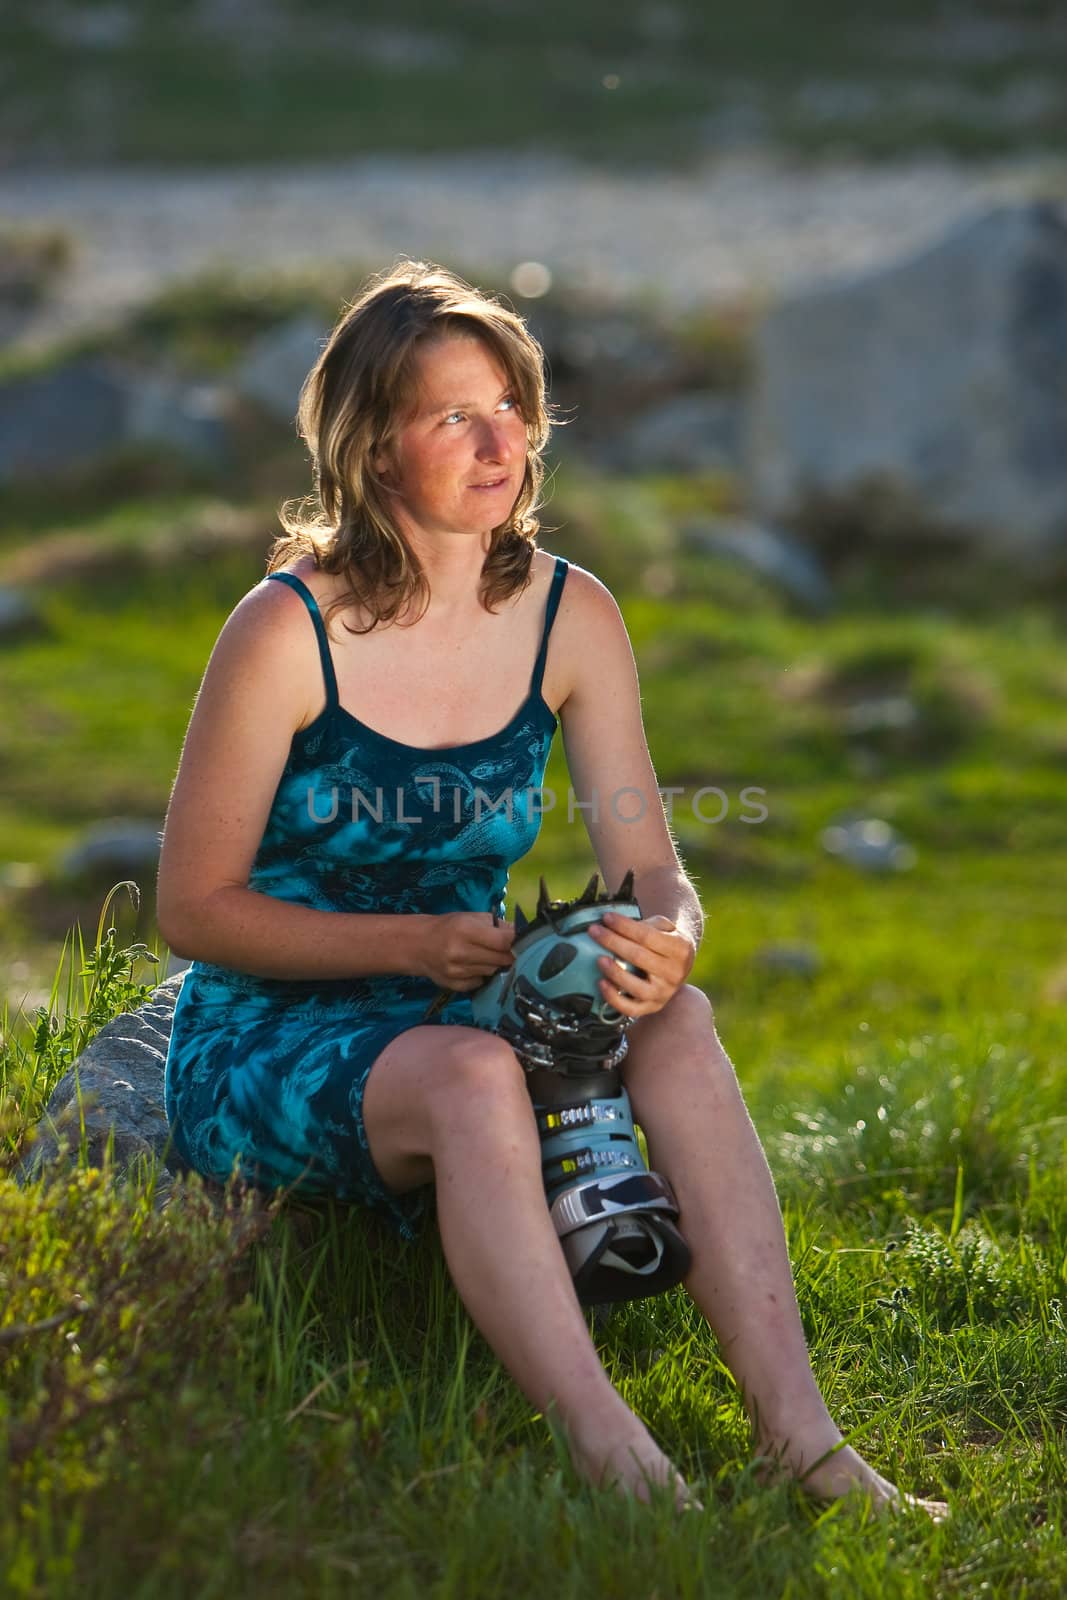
[
  {"x1": 223, "y1": 562, "x2": 322, "y2": 642},
  {"x1": 196, "y1": 569, "x2": 325, "y2": 726},
  {"x1": 268, "y1": 553, "x2": 378, "y2": 633},
  {"x1": 535, "y1": 546, "x2": 603, "y2": 599},
  {"x1": 535, "y1": 554, "x2": 621, "y2": 709},
  {"x1": 547, "y1": 555, "x2": 616, "y2": 629},
  {"x1": 267, "y1": 552, "x2": 328, "y2": 600}
]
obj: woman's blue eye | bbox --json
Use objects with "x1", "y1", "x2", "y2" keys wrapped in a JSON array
[{"x1": 442, "y1": 397, "x2": 516, "y2": 425}]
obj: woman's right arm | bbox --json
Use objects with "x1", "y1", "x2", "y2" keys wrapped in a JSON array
[
  {"x1": 156, "y1": 579, "x2": 514, "y2": 988},
  {"x1": 156, "y1": 578, "x2": 433, "y2": 980}
]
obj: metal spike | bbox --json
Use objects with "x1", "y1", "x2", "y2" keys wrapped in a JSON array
[
  {"x1": 615, "y1": 868, "x2": 635, "y2": 903},
  {"x1": 514, "y1": 904, "x2": 529, "y2": 937},
  {"x1": 580, "y1": 872, "x2": 600, "y2": 905},
  {"x1": 537, "y1": 875, "x2": 551, "y2": 914}
]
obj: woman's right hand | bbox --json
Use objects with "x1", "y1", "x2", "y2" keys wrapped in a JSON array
[{"x1": 417, "y1": 913, "x2": 516, "y2": 991}]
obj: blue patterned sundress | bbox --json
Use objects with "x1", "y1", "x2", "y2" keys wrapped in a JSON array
[{"x1": 163, "y1": 555, "x2": 568, "y2": 1239}]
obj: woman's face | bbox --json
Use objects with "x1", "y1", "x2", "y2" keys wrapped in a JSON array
[{"x1": 376, "y1": 335, "x2": 527, "y2": 542}]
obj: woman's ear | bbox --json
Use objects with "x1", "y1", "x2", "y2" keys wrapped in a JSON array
[{"x1": 371, "y1": 436, "x2": 395, "y2": 484}]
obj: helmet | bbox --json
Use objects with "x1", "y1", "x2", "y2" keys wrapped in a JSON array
[{"x1": 471, "y1": 870, "x2": 646, "y2": 1071}]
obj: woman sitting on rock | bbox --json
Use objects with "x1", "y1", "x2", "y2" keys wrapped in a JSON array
[{"x1": 158, "y1": 259, "x2": 942, "y2": 1516}]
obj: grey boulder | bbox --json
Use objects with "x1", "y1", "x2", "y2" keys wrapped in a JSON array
[
  {"x1": 60, "y1": 817, "x2": 164, "y2": 883},
  {"x1": 17, "y1": 972, "x2": 185, "y2": 1191},
  {"x1": 234, "y1": 313, "x2": 330, "y2": 423},
  {"x1": 611, "y1": 391, "x2": 742, "y2": 475},
  {"x1": 744, "y1": 200, "x2": 1067, "y2": 562},
  {"x1": 0, "y1": 359, "x2": 127, "y2": 479},
  {"x1": 680, "y1": 516, "x2": 835, "y2": 614}
]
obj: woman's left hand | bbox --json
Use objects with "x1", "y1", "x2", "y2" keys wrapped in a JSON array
[{"x1": 587, "y1": 912, "x2": 697, "y2": 1019}]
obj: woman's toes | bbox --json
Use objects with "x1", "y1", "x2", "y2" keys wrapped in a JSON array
[
  {"x1": 755, "y1": 1438, "x2": 947, "y2": 1521},
  {"x1": 580, "y1": 1436, "x2": 698, "y2": 1514},
  {"x1": 891, "y1": 1491, "x2": 951, "y2": 1524}
]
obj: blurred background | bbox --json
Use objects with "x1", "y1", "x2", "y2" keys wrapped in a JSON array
[
  {"x1": 2, "y1": 9, "x2": 1067, "y2": 1587},
  {"x1": 4, "y1": 12, "x2": 1067, "y2": 1586},
  {"x1": 1, "y1": 0, "x2": 1065, "y2": 1064}
]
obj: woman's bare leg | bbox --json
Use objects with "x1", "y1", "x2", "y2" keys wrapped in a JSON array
[
  {"x1": 362, "y1": 1023, "x2": 693, "y2": 1505},
  {"x1": 619, "y1": 986, "x2": 944, "y2": 1512}
]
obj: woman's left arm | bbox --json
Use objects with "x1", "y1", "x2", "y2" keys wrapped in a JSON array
[{"x1": 556, "y1": 567, "x2": 703, "y2": 1016}]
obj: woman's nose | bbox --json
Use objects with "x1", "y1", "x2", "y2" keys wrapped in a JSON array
[{"x1": 476, "y1": 418, "x2": 513, "y2": 461}]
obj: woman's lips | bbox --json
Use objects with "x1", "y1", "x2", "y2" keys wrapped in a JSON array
[{"x1": 470, "y1": 476, "x2": 511, "y2": 489}]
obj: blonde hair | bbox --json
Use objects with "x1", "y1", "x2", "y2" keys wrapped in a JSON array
[{"x1": 267, "y1": 259, "x2": 555, "y2": 634}]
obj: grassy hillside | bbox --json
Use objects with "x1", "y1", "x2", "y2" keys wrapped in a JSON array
[
  {"x1": 1, "y1": 473, "x2": 1065, "y2": 1594},
  {"x1": 3, "y1": 0, "x2": 1067, "y2": 166}
]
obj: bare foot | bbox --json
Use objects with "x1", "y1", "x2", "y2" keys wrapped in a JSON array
[
  {"x1": 756, "y1": 1424, "x2": 948, "y2": 1522},
  {"x1": 570, "y1": 1424, "x2": 702, "y2": 1514}
]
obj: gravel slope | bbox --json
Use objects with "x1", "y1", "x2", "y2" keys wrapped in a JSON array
[{"x1": 1, "y1": 147, "x2": 1064, "y2": 347}]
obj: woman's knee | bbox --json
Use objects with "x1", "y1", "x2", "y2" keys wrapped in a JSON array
[
  {"x1": 623, "y1": 983, "x2": 736, "y2": 1090},
  {"x1": 364, "y1": 1024, "x2": 530, "y2": 1162},
  {"x1": 630, "y1": 982, "x2": 717, "y2": 1047},
  {"x1": 421, "y1": 1027, "x2": 535, "y2": 1142},
  {"x1": 665, "y1": 982, "x2": 716, "y2": 1030}
]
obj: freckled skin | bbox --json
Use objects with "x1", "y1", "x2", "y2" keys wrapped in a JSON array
[{"x1": 375, "y1": 337, "x2": 528, "y2": 541}]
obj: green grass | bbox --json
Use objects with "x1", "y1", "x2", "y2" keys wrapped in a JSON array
[
  {"x1": 1, "y1": 475, "x2": 1066, "y2": 1594},
  {"x1": 3, "y1": 1, "x2": 1067, "y2": 167},
  {"x1": 2, "y1": 935, "x2": 1064, "y2": 1595}
]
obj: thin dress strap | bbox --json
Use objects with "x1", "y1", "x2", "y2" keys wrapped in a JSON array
[
  {"x1": 266, "y1": 571, "x2": 340, "y2": 713},
  {"x1": 530, "y1": 556, "x2": 569, "y2": 701}
]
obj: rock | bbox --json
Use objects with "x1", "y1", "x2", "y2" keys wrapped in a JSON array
[
  {"x1": 0, "y1": 358, "x2": 235, "y2": 482},
  {"x1": 839, "y1": 694, "x2": 919, "y2": 736},
  {"x1": 0, "y1": 586, "x2": 42, "y2": 640},
  {"x1": 16, "y1": 972, "x2": 186, "y2": 1194},
  {"x1": 744, "y1": 201, "x2": 1067, "y2": 562},
  {"x1": 0, "y1": 358, "x2": 127, "y2": 479},
  {"x1": 60, "y1": 818, "x2": 163, "y2": 883},
  {"x1": 820, "y1": 815, "x2": 917, "y2": 873},
  {"x1": 527, "y1": 304, "x2": 683, "y2": 390},
  {"x1": 680, "y1": 516, "x2": 834, "y2": 614},
  {"x1": 526, "y1": 305, "x2": 697, "y2": 467},
  {"x1": 610, "y1": 391, "x2": 742, "y2": 474},
  {"x1": 125, "y1": 372, "x2": 231, "y2": 464},
  {"x1": 234, "y1": 312, "x2": 331, "y2": 423}
]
